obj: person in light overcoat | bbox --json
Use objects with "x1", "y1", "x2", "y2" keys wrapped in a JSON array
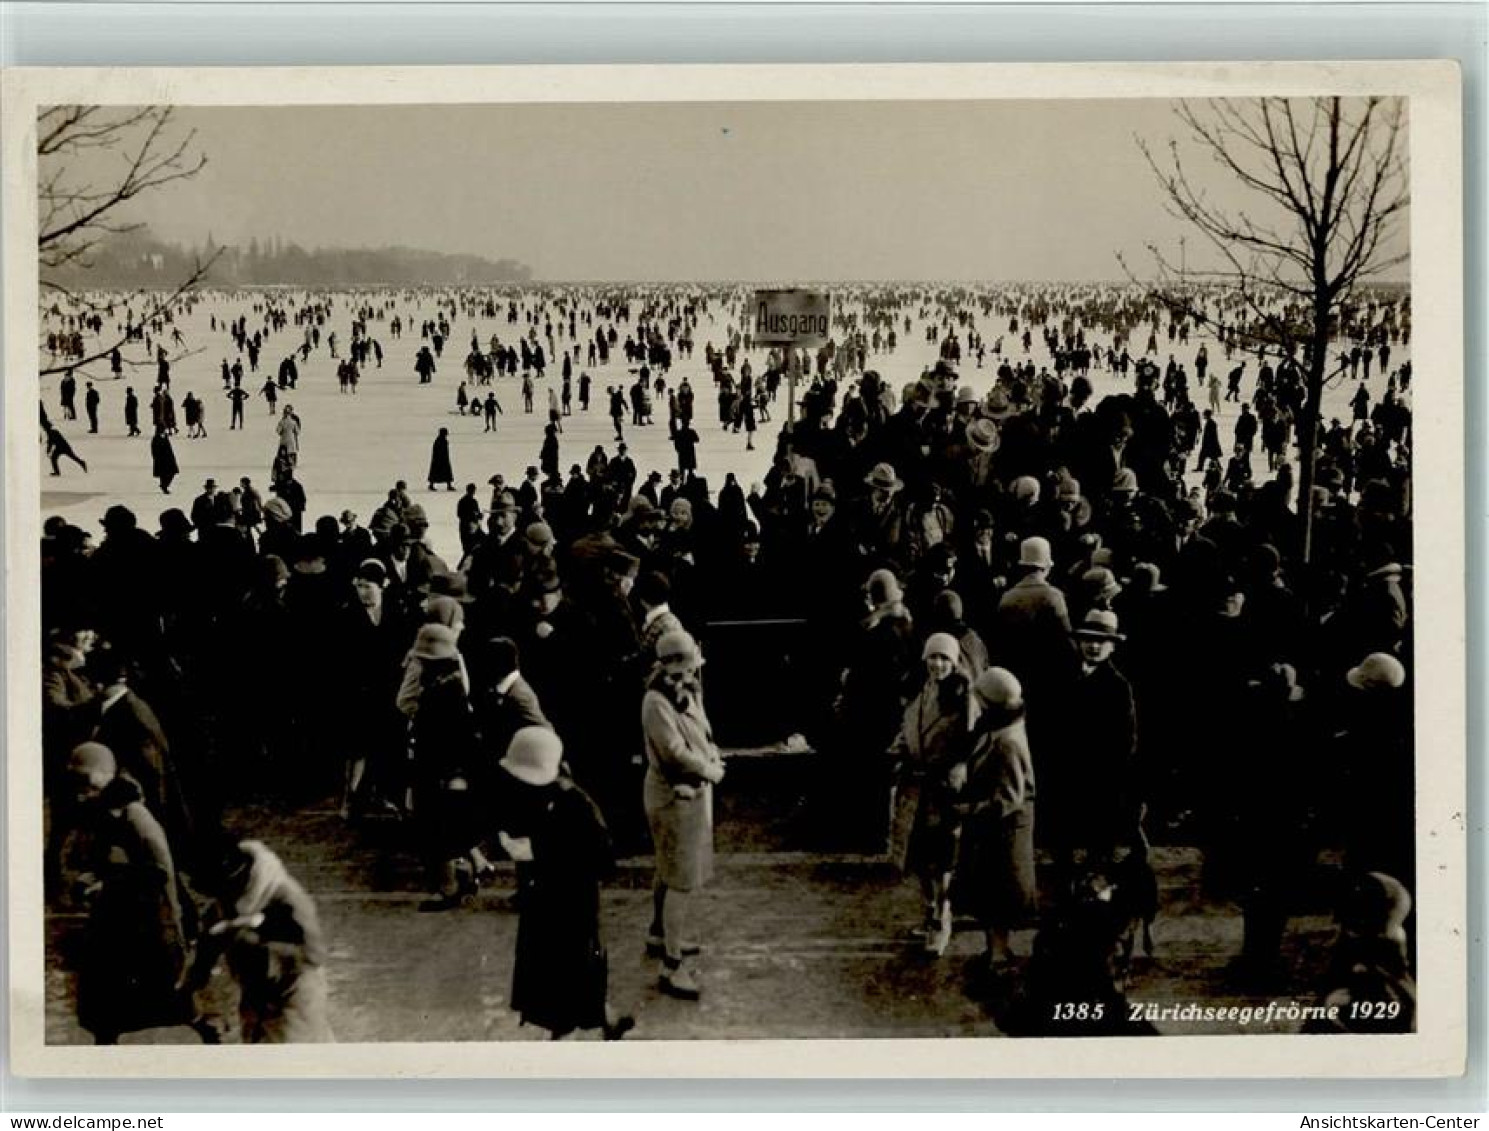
[
  {"x1": 186, "y1": 838, "x2": 335, "y2": 1044},
  {"x1": 641, "y1": 629, "x2": 724, "y2": 1001},
  {"x1": 953, "y1": 667, "x2": 1038, "y2": 971},
  {"x1": 888, "y1": 631, "x2": 979, "y2": 955}
]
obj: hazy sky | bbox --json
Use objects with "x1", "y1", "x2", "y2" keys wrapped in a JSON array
[{"x1": 51, "y1": 99, "x2": 1409, "y2": 283}]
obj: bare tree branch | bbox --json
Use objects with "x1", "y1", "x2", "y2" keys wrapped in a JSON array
[
  {"x1": 38, "y1": 252, "x2": 220, "y2": 378},
  {"x1": 1131, "y1": 96, "x2": 1409, "y2": 563}
]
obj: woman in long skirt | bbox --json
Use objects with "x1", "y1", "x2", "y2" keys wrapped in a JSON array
[
  {"x1": 63, "y1": 742, "x2": 213, "y2": 1045},
  {"x1": 888, "y1": 632, "x2": 978, "y2": 956},
  {"x1": 953, "y1": 667, "x2": 1038, "y2": 971},
  {"x1": 427, "y1": 427, "x2": 456, "y2": 491},
  {"x1": 151, "y1": 429, "x2": 179, "y2": 494},
  {"x1": 498, "y1": 726, "x2": 633, "y2": 1040}
]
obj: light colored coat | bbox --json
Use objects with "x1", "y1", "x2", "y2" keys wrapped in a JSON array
[{"x1": 641, "y1": 686, "x2": 721, "y2": 891}]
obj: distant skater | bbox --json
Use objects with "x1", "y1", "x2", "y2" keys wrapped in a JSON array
[
  {"x1": 428, "y1": 427, "x2": 456, "y2": 491},
  {"x1": 151, "y1": 429, "x2": 178, "y2": 494},
  {"x1": 45, "y1": 424, "x2": 88, "y2": 476}
]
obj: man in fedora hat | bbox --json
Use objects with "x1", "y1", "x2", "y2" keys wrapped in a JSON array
[
  {"x1": 467, "y1": 489, "x2": 525, "y2": 608},
  {"x1": 963, "y1": 418, "x2": 1001, "y2": 497},
  {"x1": 1044, "y1": 609, "x2": 1138, "y2": 871},
  {"x1": 190, "y1": 479, "x2": 219, "y2": 536},
  {"x1": 851, "y1": 462, "x2": 908, "y2": 570}
]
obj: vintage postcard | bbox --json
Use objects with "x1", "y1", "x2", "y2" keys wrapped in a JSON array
[{"x1": 2, "y1": 61, "x2": 1466, "y2": 1078}]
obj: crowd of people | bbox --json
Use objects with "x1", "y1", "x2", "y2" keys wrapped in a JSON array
[{"x1": 38, "y1": 281, "x2": 1418, "y2": 1041}]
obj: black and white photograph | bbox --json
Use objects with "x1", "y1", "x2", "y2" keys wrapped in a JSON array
[{"x1": 3, "y1": 63, "x2": 1466, "y2": 1078}]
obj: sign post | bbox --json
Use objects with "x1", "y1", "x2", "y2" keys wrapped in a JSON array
[{"x1": 753, "y1": 289, "x2": 831, "y2": 426}]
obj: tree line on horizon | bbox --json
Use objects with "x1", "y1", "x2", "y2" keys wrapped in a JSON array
[{"x1": 44, "y1": 227, "x2": 534, "y2": 289}]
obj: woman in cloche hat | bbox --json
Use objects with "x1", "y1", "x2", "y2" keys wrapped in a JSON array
[
  {"x1": 497, "y1": 726, "x2": 635, "y2": 1040},
  {"x1": 640, "y1": 630, "x2": 724, "y2": 1001},
  {"x1": 888, "y1": 632, "x2": 980, "y2": 957}
]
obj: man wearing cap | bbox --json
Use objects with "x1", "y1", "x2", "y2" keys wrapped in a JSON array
[
  {"x1": 636, "y1": 571, "x2": 684, "y2": 660},
  {"x1": 190, "y1": 479, "x2": 219, "y2": 536},
  {"x1": 467, "y1": 490, "x2": 525, "y2": 608},
  {"x1": 456, "y1": 484, "x2": 485, "y2": 556},
  {"x1": 401, "y1": 503, "x2": 449, "y2": 594},
  {"x1": 515, "y1": 466, "x2": 541, "y2": 519},
  {"x1": 641, "y1": 629, "x2": 723, "y2": 1000},
  {"x1": 85, "y1": 645, "x2": 194, "y2": 862},
  {"x1": 258, "y1": 496, "x2": 299, "y2": 565},
  {"x1": 851, "y1": 462, "x2": 908, "y2": 571},
  {"x1": 609, "y1": 442, "x2": 637, "y2": 504},
  {"x1": 797, "y1": 480, "x2": 853, "y2": 612},
  {"x1": 89, "y1": 506, "x2": 167, "y2": 653},
  {"x1": 339, "y1": 559, "x2": 408, "y2": 818},
  {"x1": 1044, "y1": 609, "x2": 1138, "y2": 870},
  {"x1": 638, "y1": 470, "x2": 663, "y2": 509}
]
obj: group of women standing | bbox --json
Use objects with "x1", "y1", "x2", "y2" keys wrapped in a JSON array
[{"x1": 888, "y1": 633, "x2": 1037, "y2": 968}]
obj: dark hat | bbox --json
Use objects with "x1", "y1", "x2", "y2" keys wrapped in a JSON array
[
  {"x1": 811, "y1": 481, "x2": 838, "y2": 504},
  {"x1": 158, "y1": 509, "x2": 192, "y2": 539},
  {"x1": 531, "y1": 565, "x2": 563, "y2": 594},
  {"x1": 604, "y1": 548, "x2": 641, "y2": 578},
  {"x1": 429, "y1": 571, "x2": 474, "y2": 602},
  {"x1": 1080, "y1": 566, "x2": 1122, "y2": 605},
  {"x1": 403, "y1": 503, "x2": 429, "y2": 524},
  {"x1": 491, "y1": 490, "x2": 519, "y2": 513},
  {"x1": 984, "y1": 387, "x2": 1015, "y2": 420},
  {"x1": 865, "y1": 568, "x2": 902, "y2": 605},
  {"x1": 100, "y1": 504, "x2": 138, "y2": 531}
]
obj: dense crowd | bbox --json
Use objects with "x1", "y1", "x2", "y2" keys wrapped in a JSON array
[{"x1": 39, "y1": 282, "x2": 1417, "y2": 1041}]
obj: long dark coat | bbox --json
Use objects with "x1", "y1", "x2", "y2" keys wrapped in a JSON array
[
  {"x1": 151, "y1": 433, "x2": 179, "y2": 488},
  {"x1": 953, "y1": 711, "x2": 1037, "y2": 928},
  {"x1": 993, "y1": 573, "x2": 1074, "y2": 704},
  {"x1": 427, "y1": 433, "x2": 455, "y2": 486},
  {"x1": 93, "y1": 689, "x2": 194, "y2": 865},
  {"x1": 69, "y1": 775, "x2": 193, "y2": 1041},
  {"x1": 1044, "y1": 659, "x2": 1137, "y2": 856},
  {"x1": 412, "y1": 663, "x2": 480, "y2": 864},
  {"x1": 507, "y1": 776, "x2": 613, "y2": 1036}
]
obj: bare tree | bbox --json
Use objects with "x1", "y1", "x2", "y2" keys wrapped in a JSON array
[
  {"x1": 1132, "y1": 96, "x2": 1409, "y2": 564},
  {"x1": 37, "y1": 106, "x2": 218, "y2": 376}
]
